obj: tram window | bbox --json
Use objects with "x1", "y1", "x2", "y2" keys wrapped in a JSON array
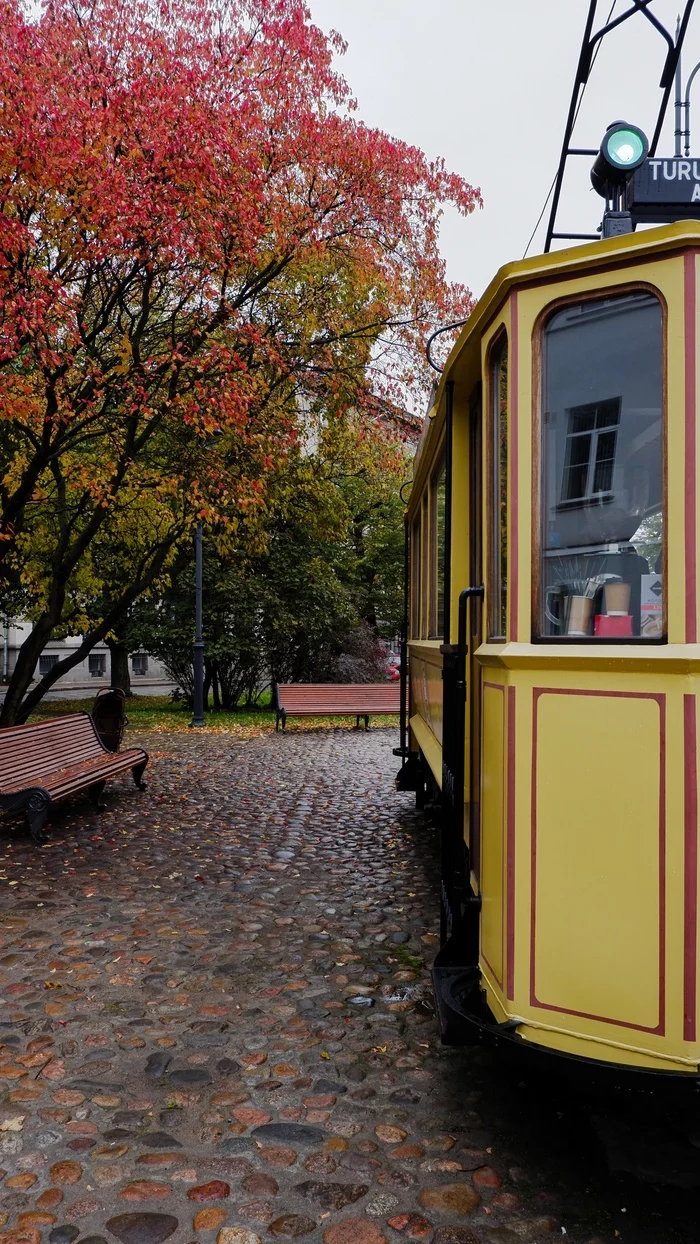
[
  {"x1": 410, "y1": 517, "x2": 421, "y2": 639},
  {"x1": 431, "y1": 461, "x2": 446, "y2": 638},
  {"x1": 421, "y1": 494, "x2": 429, "y2": 638},
  {"x1": 489, "y1": 336, "x2": 508, "y2": 639},
  {"x1": 539, "y1": 291, "x2": 664, "y2": 640}
]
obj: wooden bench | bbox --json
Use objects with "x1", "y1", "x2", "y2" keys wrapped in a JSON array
[
  {"x1": 274, "y1": 682, "x2": 401, "y2": 732},
  {"x1": 0, "y1": 712, "x2": 149, "y2": 844}
]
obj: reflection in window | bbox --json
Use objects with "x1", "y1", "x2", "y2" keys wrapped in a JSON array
[
  {"x1": 561, "y1": 399, "x2": 620, "y2": 504},
  {"x1": 490, "y1": 336, "x2": 508, "y2": 639},
  {"x1": 432, "y1": 464, "x2": 446, "y2": 638},
  {"x1": 540, "y1": 293, "x2": 663, "y2": 639},
  {"x1": 421, "y1": 494, "x2": 429, "y2": 639}
]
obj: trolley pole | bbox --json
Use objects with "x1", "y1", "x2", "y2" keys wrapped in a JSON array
[{"x1": 675, "y1": 15, "x2": 683, "y2": 156}]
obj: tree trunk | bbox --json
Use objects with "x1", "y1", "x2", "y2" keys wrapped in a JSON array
[
  {"x1": 0, "y1": 613, "x2": 57, "y2": 726},
  {"x1": 107, "y1": 638, "x2": 132, "y2": 696},
  {"x1": 2, "y1": 537, "x2": 180, "y2": 725},
  {"x1": 211, "y1": 662, "x2": 221, "y2": 710}
]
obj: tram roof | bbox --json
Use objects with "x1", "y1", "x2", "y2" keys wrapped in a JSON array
[{"x1": 410, "y1": 219, "x2": 700, "y2": 504}]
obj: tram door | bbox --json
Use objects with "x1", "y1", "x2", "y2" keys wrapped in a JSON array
[{"x1": 439, "y1": 384, "x2": 482, "y2": 955}]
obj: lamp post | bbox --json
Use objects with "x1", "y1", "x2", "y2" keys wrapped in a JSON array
[
  {"x1": 190, "y1": 520, "x2": 206, "y2": 728},
  {"x1": 189, "y1": 429, "x2": 223, "y2": 729}
]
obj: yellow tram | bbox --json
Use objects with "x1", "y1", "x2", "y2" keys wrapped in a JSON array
[{"x1": 403, "y1": 220, "x2": 700, "y2": 1080}]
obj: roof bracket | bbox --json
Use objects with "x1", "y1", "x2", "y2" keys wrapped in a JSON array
[{"x1": 544, "y1": 0, "x2": 696, "y2": 252}]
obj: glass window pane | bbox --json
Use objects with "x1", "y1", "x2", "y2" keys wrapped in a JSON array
[
  {"x1": 539, "y1": 292, "x2": 663, "y2": 640},
  {"x1": 432, "y1": 464, "x2": 446, "y2": 638},
  {"x1": 410, "y1": 517, "x2": 421, "y2": 639},
  {"x1": 421, "y1": 495, "x2": 429, "y2": 639},
  {"x1": 489, "y1": 336, "x2": 508, "y2": 639}
]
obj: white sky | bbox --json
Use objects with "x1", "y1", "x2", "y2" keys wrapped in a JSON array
[{"x1": 307, "y1": 0, "x2": 700, "y2": 298}]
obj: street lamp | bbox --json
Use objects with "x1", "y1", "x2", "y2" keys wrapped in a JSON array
[
  {"x1": 190, "y1": 519, "x2": 206, "y2": 728},
  {"x1": 190, "y1": 430, "x2": 223, "y2": 729}
]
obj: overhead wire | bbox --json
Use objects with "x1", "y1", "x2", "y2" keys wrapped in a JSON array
[{"x1": 522, "y1": 0, "x2": 618, "y2": 258}]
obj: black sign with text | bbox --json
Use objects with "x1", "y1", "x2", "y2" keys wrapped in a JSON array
[{"x1": 630, "y1": 157, "x2": 700, "y2": 221}]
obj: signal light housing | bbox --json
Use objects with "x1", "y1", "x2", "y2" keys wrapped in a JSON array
[{"x1": 591, "y1": 121, "x2": 649, "y2": 197}]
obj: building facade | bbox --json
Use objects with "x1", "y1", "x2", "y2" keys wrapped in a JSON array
[{"x1": 2, "y1": 620, "x2": 174, "y2": 697}]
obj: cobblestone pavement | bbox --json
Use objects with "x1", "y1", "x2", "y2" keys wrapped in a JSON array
[{"x1": 0, "y1": 730, "x2": 697, "y2": 1244}]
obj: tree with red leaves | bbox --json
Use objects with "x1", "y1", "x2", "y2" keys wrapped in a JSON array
[{"x1": 0, "y1": 0, "x2": 480, "y2": 724}]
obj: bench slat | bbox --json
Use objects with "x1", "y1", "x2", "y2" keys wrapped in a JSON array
[
  {"x1": 0, "y1": 712, "x2": 149, "y2": 842},
  {"x1": 0, "y1": 714, "x2": 104, "y2": 787},
  {"x1": 2, "y1": 749, "x2": 147, "y2": 796},
  {"x1": 276, "y1": 683, "x2": 400, "y2": 722}
]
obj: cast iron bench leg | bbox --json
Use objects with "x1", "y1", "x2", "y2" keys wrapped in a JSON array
[
  {"x1": 0, "y1": 788, "x2": 51, "y2": 845},
  {"x1": 89, "y1": 780, "x2": 107, "y2": 812},
  {"x1": 26, "y1": 790, "x2": 51, "y2": 845},
  {"x1": 132, "y1": 757, "x2": 148, "y2": 790},
  {"x1": 281, "y1": 709, "x2": 287, "y2": 733},
  {"x1": 365, "y1": 715, "x2": 370, "y2": 730}
]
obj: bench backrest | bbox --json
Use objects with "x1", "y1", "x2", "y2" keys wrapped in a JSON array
[
  {"x1": 277, "y1": 683, "x2": 400, "y2": 711},
  {"x1": 0, "y1": 713, "x2": 106, "y2": 791}
]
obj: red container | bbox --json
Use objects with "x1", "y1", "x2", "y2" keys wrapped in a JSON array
[{"x1": 594, "y1": 614, "x2": 633, "y2": 637}]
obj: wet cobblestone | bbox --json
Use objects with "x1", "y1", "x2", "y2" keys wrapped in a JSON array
[{"x1": 0, "y1": 728, "x2": 687, "y2": 1244}]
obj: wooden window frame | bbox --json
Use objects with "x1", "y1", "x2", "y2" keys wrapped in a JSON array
[
  {"x1": 420, "y1": 493, "x2": 430, "y2": 639},
  {"x1": 429, "y1": 451, "x2": 446, "y2": 640},
  {"x1": 531, "y1": 282, "x2": 668, "y2": 643},
  {"x1": 410, "y1": 515, "x2": 421, "y2": 640},
  {"x1": 487, "y1": 330, "x2": 509, "y2": 641}
]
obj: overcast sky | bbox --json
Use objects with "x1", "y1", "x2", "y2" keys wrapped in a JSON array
[{"x1": 307, "y1": 0, "x2": 700, "y2": 298}]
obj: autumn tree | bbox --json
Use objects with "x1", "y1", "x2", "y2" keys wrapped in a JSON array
[
  {"x1": 131, "y1": 411, "x2": 410, "y2": 704},
  {"x1": 0, "y1": 0, "x2": 480, "y2": 725}
]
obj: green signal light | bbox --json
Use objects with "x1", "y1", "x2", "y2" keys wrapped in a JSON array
[
  {"x1": 591, "y1": 121, "x2": 649, "y2": 197},
  {"x1": 605, "y1": 128, "x2": 646, "y2": 168}
]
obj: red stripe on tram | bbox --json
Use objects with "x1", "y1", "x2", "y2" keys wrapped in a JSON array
[
  {"x1": 506, "y1": 684, "x2": 516, "y2": 1000},
  {"x1": 684, "y1": 251, "x2": 697, "y2": 645},
  {"x1": 684, "y1": 694, "x2": 698, "y2": 1043},
  {"x1": 509, "y1": 292, "x2": 519, "y2": 642}
]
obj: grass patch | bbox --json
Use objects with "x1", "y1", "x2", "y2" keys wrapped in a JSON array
[
  {"x1": 29, "y1": 694, "x2": 398, "y2": 737},
  {"x1": 392, "y1": 946, "x2": 425, "y2": 973}
]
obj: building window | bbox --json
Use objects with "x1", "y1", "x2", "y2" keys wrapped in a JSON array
[
  {"x1": 38, "y1": 655, "x2": 59, "y2": 676},
  {"x1": 539, "y1": 292, "x2": 663, "y2": 639},
  {"x1": 89, "y1": 653, "x2": 106, "y2": 677},
  {"x1": 132, "y1": 653, "x2": 148, "y2": 676},
  {"x1": 489, "y1": 335, "x2": 508, "y2": 639},
  {"x1": 430, "y1": 461, "x2": 446, "y2": 639}
]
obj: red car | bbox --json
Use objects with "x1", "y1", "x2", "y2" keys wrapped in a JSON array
[{"x1": 385, "y1": 655, "x2": 401, "y2": 681}]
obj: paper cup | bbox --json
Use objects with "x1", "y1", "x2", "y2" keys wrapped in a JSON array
[{"x1": 604, "y1": 581, "x2": 631, "y2": 614}]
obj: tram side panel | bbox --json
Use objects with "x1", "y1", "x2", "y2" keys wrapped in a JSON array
[
  {"x1": 490, "y1": 667, "x2": 689, "y2": 1074},
  {"x1": 408, "y1": 642, "x2": 443, "y2": 792},
  {"x1": 479, "y1": 678, "x2": 507, "y2": 998}
]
